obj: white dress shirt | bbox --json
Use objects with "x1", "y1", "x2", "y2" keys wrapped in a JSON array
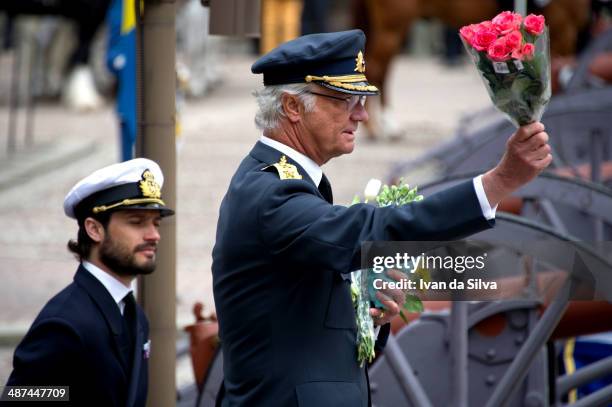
[
  {"x1": 82, "y1": 261, "x2": 133, "y2": 315},
  {"x1": 259, "y1": 135, "x2": 497, "y2": 219}
]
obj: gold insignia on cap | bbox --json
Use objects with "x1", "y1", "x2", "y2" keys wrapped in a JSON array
[
  {"x1": 91, "y1": 169, "x2": 166, "y2": 214},
  {"x1": 354, "y1": 51, "x2": 366, "y2": 73},
  {"x1": 270, "y1": 156, "x2": 302, "y2": 180},
  {"x1": 139, "y1": 170, "x2": 162, "y2": 199},
  {"x1": 303, "y1": 50, "x2": 377, "y2": 93}
]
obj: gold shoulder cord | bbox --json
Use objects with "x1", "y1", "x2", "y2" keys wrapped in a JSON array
[
  {"x1": 93, "y1": 198, "x2": 166, "y2": 214},
  {"x1": 304, "y1": 74, "x2": 378, "y2": 92}
]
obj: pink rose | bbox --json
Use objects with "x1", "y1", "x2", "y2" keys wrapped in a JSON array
[
  {"x1": 524, "y1": 14, "x2": 545, "y2": 35},
  {"x1": 479, "y1": 20, "x2": 495, "y2": 30},
  {"x1": 459, "y1": 24, "x2": 478, "y2": 44},
  {"x1": 511, "y1": 42, "x2": 535, "y2": 61},
  {"x1": 492, "y1": 11, "x2": 522, "y2": 35},
  {"x1": 488, "y1": 37, "x2": 511, "y2": 61},
  {"x1": 521, "y1": 43, "x2": 535, "y2": 59},
  {"x1": 472, "y1": 22, "x2": 498, "y2": 51},
  {"x1": 504, "y1": 30, "x2": 523, "y2": 53}
]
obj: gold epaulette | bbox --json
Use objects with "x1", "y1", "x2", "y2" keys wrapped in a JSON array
[{"x1": 262, "y1": 155, "x2": 302, "y2": 180}]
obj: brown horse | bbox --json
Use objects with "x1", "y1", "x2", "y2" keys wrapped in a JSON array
[{"x1": 354, "y1": 0, "x2": 592, "y2": 139}]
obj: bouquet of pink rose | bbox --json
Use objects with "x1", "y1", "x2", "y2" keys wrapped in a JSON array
[{"x1": 460, "y1": 12, "x2": 551, "y2": 127}]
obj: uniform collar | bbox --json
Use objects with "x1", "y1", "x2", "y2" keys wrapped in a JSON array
[
  {"x1": 82, "y1": 260, "x2": 133, "y2": 311},
  {"x1": 259, "y1": 135, "x2": 323, "y2": 187}
]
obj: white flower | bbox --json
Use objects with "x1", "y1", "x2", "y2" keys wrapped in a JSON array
[{"x1": 364, "y1": 178, "x2": 382, "y2": 202}]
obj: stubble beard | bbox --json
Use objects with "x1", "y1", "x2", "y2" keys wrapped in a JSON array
[{"x1": 99, "y1": 236, "x2": 157, "y2": 277}]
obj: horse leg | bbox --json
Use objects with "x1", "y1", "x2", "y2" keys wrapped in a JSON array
[
  {"x1": 363, "y1": 0, "x2": 416, "y2": 140},
  {"x1": 62, "y1": 0, "x2": 111, "y2": 110},
  {"x1": 365, "y1": 0, "x2": 416, "y2": 105},
  {"x1": 543, "y1": 0, "x2": 590, "y2": 56},
  {"x1": 0, "y1": 0, "x2": 110, "y2": 110}
]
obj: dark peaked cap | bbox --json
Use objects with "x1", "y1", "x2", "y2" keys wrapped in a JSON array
[
  {"x1": 251, "y1": 29, "x2": 380, "y2": 95},
  {"x1": 64, "y1": 158, "x2": 175, "y2": 220}
]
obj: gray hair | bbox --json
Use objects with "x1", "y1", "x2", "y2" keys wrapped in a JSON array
[{"x1": 253, "y1": 83, "x2": 316, "y2": 131}]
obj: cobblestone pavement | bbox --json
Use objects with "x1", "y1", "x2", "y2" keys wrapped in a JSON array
[{"x1": 0, "y1": 55, "x2": 490, "y2": 385}]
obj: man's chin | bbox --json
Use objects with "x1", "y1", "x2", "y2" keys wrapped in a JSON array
[
  {"x1": 134, "y1": 260, "x2": 156, "y2": 275},
  {"x1": 117, "y1": 260, "x2": 157, "y2": 276},
  {"x1": 342, "y1": 142, "x2": 355, "y2": 154}
]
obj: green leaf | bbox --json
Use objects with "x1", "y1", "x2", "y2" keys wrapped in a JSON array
[
  {"x1": 403, "y1": 294, "x2": 424, "y2": 313},
  {"x1": 511, "y1": 76, "x2": 532, "y2": 96}
]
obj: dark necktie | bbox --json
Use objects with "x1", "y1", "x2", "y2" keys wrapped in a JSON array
[
  {"x1": 122, "y1": 292, "x2": 137, "y2": 366},
  {"x1": 318, "y1": 173, "x2": 333, "y2": 204}
]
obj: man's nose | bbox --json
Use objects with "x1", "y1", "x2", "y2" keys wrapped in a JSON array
[
  {"x1": 144, "y1": 223, "x2": 161, "y2": 242},
  {"x1": 350, "y1": 102, "x2": 369, "y2": 122}
]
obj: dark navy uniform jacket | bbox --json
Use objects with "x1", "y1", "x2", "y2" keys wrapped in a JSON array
[
  {"x1": 212, "y1": 141, "x2": 493, "y2": 407},
  {"x1": 5, "y1": 266, "x2": 149, "y2": 407}
]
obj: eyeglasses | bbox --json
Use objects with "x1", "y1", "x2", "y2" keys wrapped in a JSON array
[{"x1": 307, "y1": 91, "x2": 367, "y2": 111}]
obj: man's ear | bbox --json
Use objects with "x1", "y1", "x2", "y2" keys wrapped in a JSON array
[
  {"x1": 84, "y1": 217, "x2": 105, "y2": 243},
  {"x1": 281, "y1": 93, "x2": 302, "y2": 123}
]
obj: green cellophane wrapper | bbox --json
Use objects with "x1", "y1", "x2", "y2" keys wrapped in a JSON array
[
  {"x1": 350, "y1": 181, "x2": 425, "y2": 366},
  {"x1": 351, "y1": 269, "x2": 376, "y2": 367}
]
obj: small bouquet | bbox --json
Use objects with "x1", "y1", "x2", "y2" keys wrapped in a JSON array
[
  {"x1": 350, "y1": 179, "x2": 425, "y2": 366},
  {"x1": 460, "y1": 11, "x2": 551, "y2": 127}
]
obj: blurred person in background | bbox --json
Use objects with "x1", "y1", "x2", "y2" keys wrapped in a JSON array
[
  {"x1": 1, "y1": 0, "x2": 111, "y2": 110},
  {"x1": 301, "y1": 0, "x2": 329, "y2": 35}
]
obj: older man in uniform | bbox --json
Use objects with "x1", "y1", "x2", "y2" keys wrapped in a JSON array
[
  {"x1": 5, "y1": 158, "x2": 174, "y2": 406},
  {"x1": 212, "y1": 30, "x2": 551, "y2": 406}
]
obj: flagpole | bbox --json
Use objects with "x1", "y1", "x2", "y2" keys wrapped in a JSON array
[{"x1": 514, "y1": 0, "x2": 527, "y2": 16}]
